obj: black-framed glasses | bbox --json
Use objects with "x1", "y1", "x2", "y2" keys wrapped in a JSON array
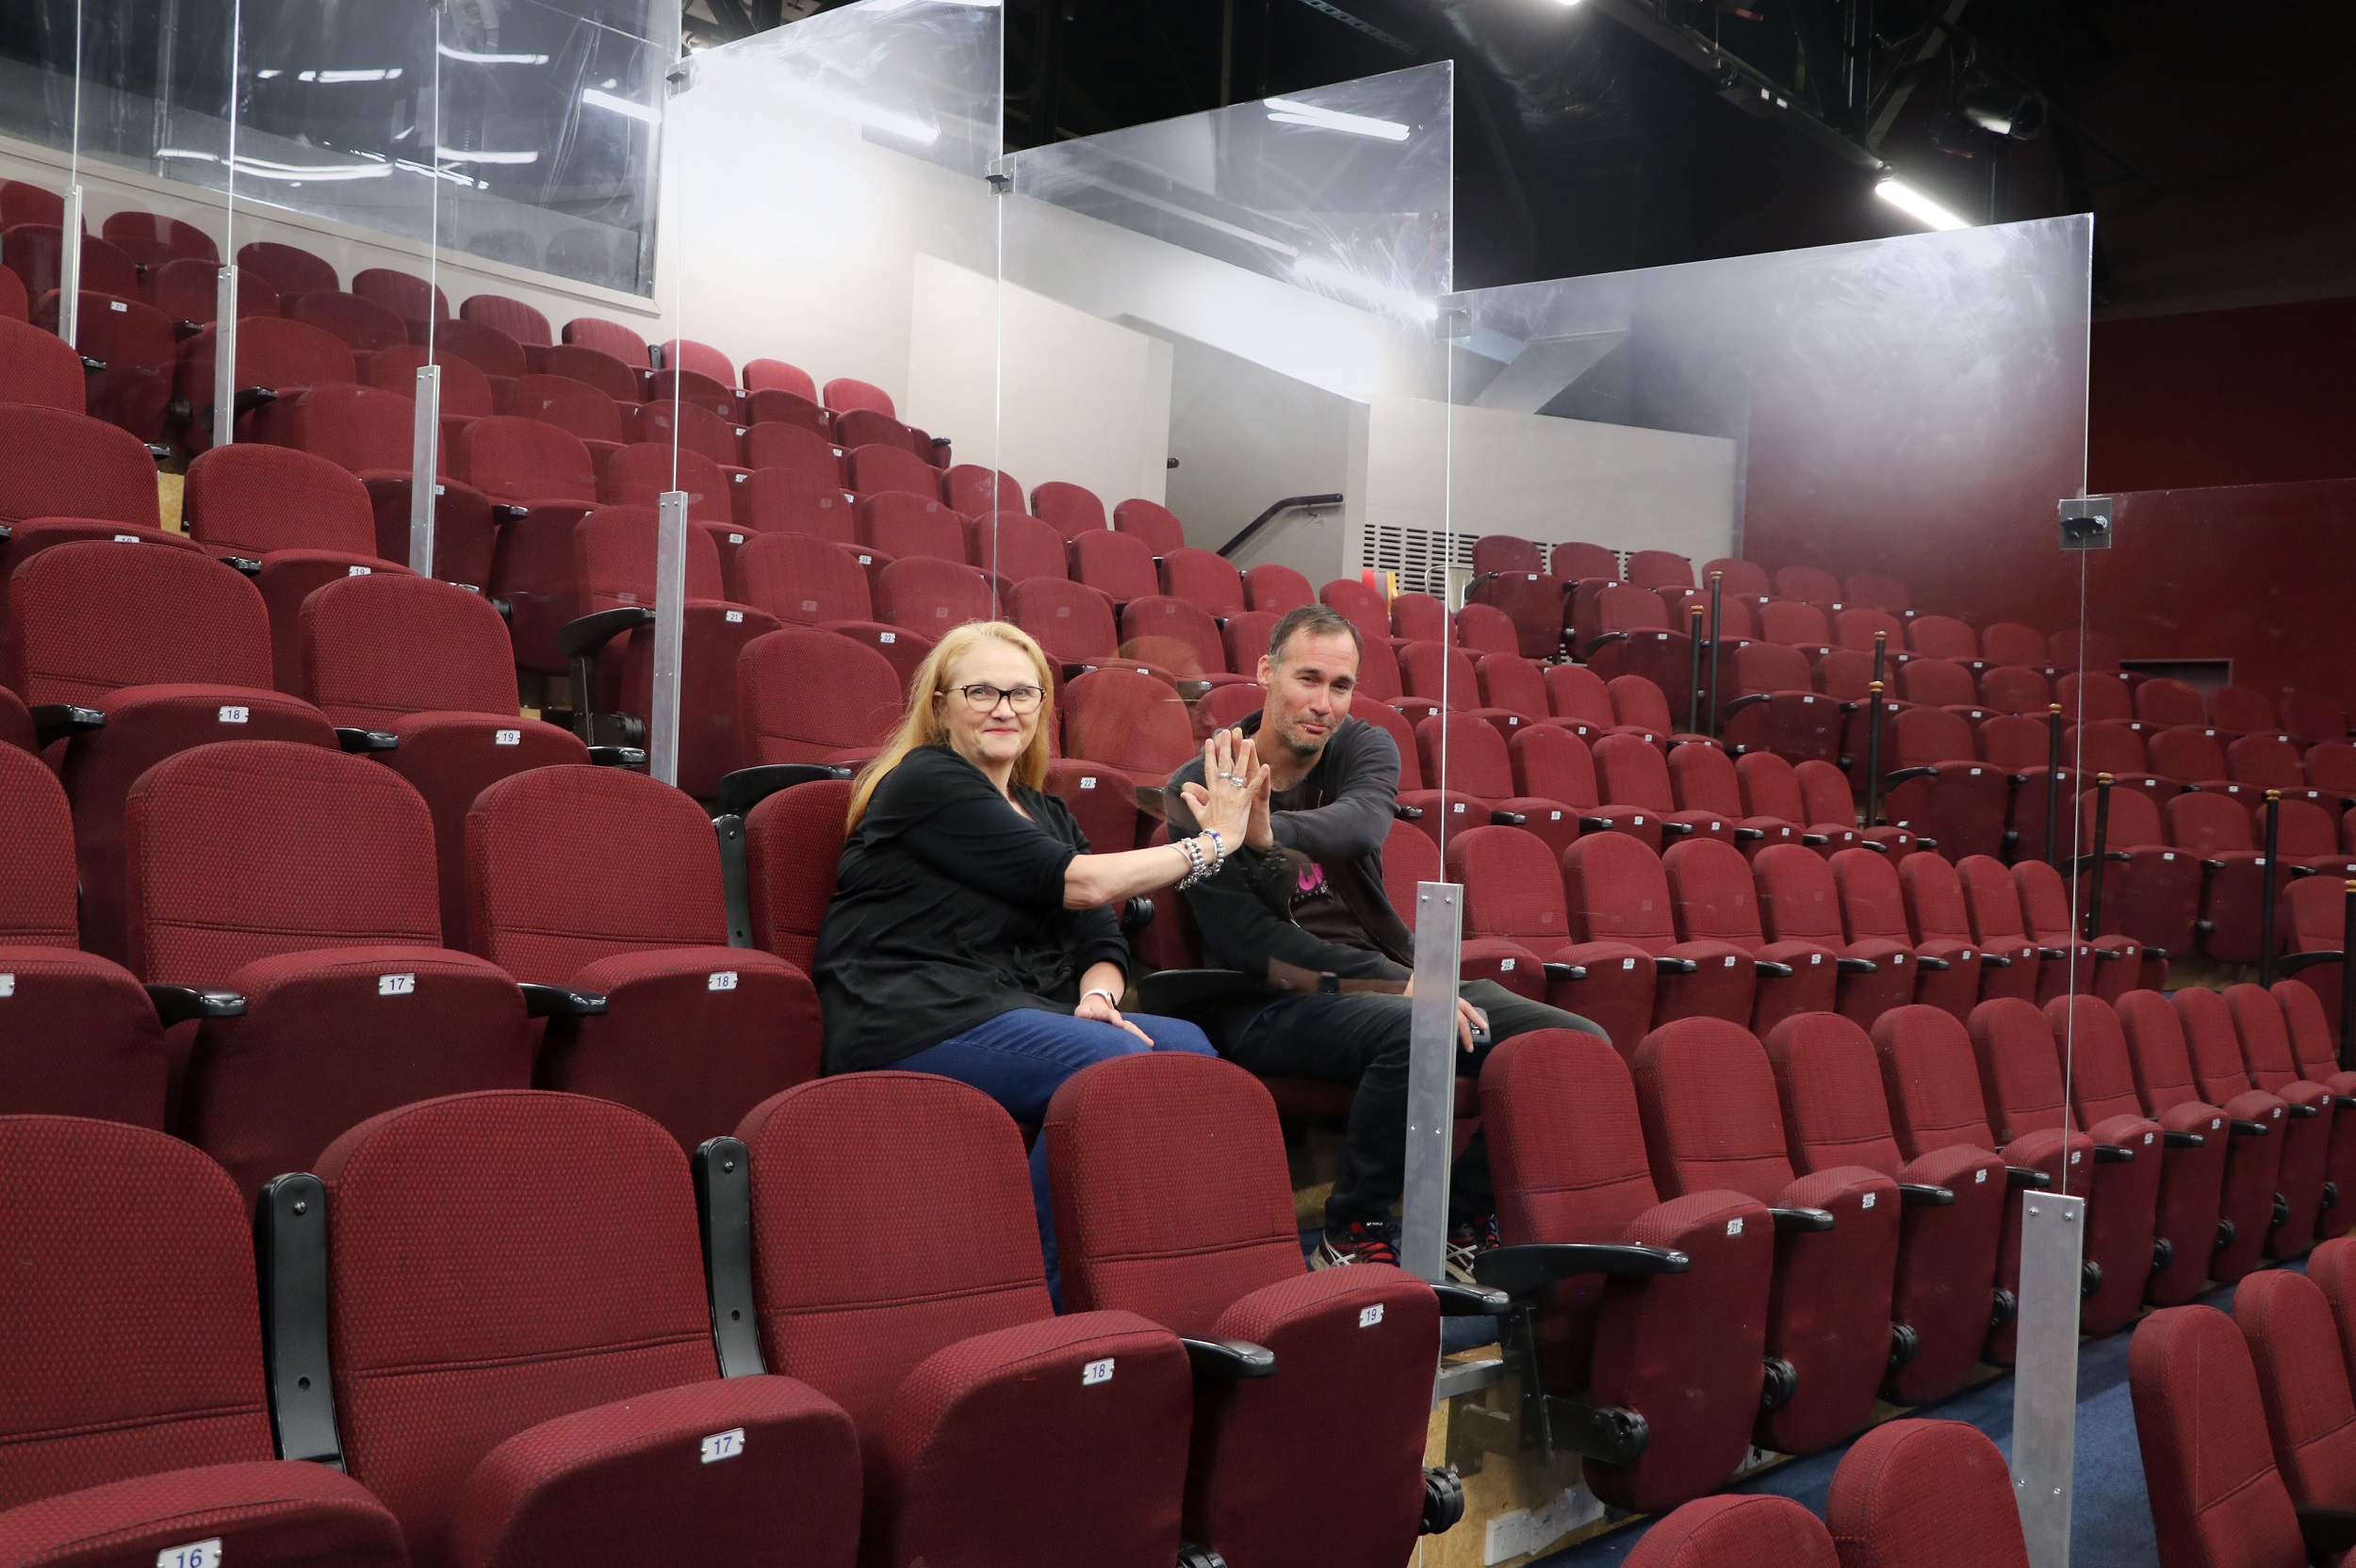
[{"x1": 947, "y1": 682, "x2": 1045, "y2": 713}]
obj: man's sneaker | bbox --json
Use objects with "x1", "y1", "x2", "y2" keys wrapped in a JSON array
[
  {"x1": 1446, "y1": 1214, "x2": 1500, "y2": 1285},
  {"x1": 1313, "y1": 1218, "x2": 1399, "y2": 1270}
]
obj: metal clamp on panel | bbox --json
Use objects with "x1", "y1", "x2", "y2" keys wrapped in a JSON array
[
  {"x1": 255, "y1": 1173, "x2": 344, "y2": 1467},
  {"x1": 692, "y1": 1137, "x2": 766, "y2": 1378}
]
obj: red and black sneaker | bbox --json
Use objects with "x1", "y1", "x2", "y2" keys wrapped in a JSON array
[
  {"x1": 1313, "y1": 1217, "x2": 1400, "y2": 1269},
  {"x1": 1446, "y1": 1214, "x2": 1500, "y2": 1284}
]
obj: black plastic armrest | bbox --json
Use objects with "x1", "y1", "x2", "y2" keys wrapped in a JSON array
[
  {"x1": 2291, "y1": 864, "x2": 2323, "y2": 878},
  {"x1": 1489, "y1": 808, "x2": 1528, "y2": 826},
  {"x1": 520, "y1": 983, "x2": 607, "y2": 1019},
  {"x1": 222, "y1": 554, "x2": 263, "y2": 575},
  {"x1": 1721, "y1": 694, "x2": 1771, "y2": 715},
  {"x1": 1655, "y1": 956, "x2": 1700, "y2": 973},
  {"x1": 76, "y1": 353, "x2": 106, "y2": 373},
  {"x1": 2007, "y1": 1166, "x2": 2053, "y2": 1189},
  {"x1": 145, "y1": 442, "x2": 171, "y2": 462},
  {"x1": 1060, "y1": 661, "x2": 1099, "y2": 680},
  {"x1": 255, "y1": 1173, "x2": 343, "y2": 1466},
  {"x1": 1393, "y1": 802, "x2": 1425, "y2": 821},
  {"x1": 2163, "y1": 1129, "x2": 2206, "y2": 1147},
  {"x1": 558, "y1": 604, "x2": 656, "y2": 661},
  {"x1": 714, "y1": 762, "x2": 847, "y2": 819},
  {"x1": 1137, "y1": 969, "x2": 1265, "y2": 1014},
  {"x1": 692, "y1": 1137, "x2": 766, "y2": 1378},
  {"x1": 1433, "y1": 1281, "x2": 1513, "y2": 1316},
  {"x1": 29, "y1": 703, "x2": 105, "y2": 746},
  {"x1": 489, "y1": 502, "x2": 532, "y2": 522},
  {"x1": 1733, "y1": 826, "x2": 1766, "y2": 841},
  {"x1": 1661, "y1": 820, "x2": 1696, "y2": 836},
  {"x1": 2279, "y1": 950, "x2": 2347, "y2": 976},
  {"x1": 1861, "y1": 838, "x2": 1890, "y2": 853},
  {"x1": 1898, "y1": 1183, "x2": 1955, "y2": 1206},
  {"x1": 2093, "y1": 1143, "x2": 2136, "y2": 1163},
  {"x1": 1915, "y1": 956, "x2": 1951, "y2": 971},
  {"x1": 2299, "y1": 1508, "x2": 2356, "y2": 1558},
  {"x1": 1836, "y1": 956, "x2": 1879, "y2": 973},
  {"x1": 1981, "y1": 953, "x2": 2014, "y2": 968},
  {"x1": 2231, "y1": 1119, "x2": 2272, "y2": 1136},
  {"x1": 2288, "y1": 1102, "x2": 2322, "y2": 1119},
  {"x1": 1882, "y1": 766, "x2": 1938, "y2": 786},
  {"x1": 1800, "y1": 831, "x2": 1830, "y2": 845},
  {"x1": 1181, "y1": 1336, "x2": 1277, "y2": 1380},
  {"x1": 1472, "y1": 1241, "x2": 1691, "y2": 1298},
  {"x1": 1542, "y1": 962, "x2": 1587, "y2": 982},
  {"x1": 1579, "y1": 816, "x2": 1615, "y2": 832},
  {"x1": 2038, "y1": 947, "x2": 2069, "y2": 960},
  {"x1": 2338, "y1": 1096, "x2": 2356, "y2": 1111},
  {"x1": 2202, "y1": 858, "x2": 2228, "y2": 871},
  {"x1": 232, "y1": 384, "x2": 277, "y2": 414},
  {"x1": 145, "y1": 984, "x2": 246, "y2": 1024},
  {"x1": 2094, "y1": 946, "x2": 2131, "y2": 961},
  {"x1": 334, "y1": 727, "x2": 397, "y2": 753},
  {"x1": 1754, "y1": 959, "x2": 1796, "y2": 978},
  {"x1": 587, "y1": 745, "x2": 646, "y2": 768},
  {"x1": 1770, "y1": 1207, "x2": 1837, "y2": 1233},
  {"x1": 1582, "y1": 632, "x2": 1630, "y2": 657}
]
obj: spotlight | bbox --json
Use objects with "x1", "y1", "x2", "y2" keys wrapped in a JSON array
[
  {"x1": 1873, "y1": 177, "x2": 1972, "y2": 232},
  {"x1": 1960, "y1": 83, "x2": 2046, "y2": 140}
]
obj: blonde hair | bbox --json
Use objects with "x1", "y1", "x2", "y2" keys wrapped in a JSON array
[{"x1": 845, "y1": 620, "x2": 1057, "y2": 835}]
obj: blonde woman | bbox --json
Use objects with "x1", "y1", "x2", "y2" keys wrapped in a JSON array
[{"x1": 815, "y1": 622, "x2": 1265, "y2": 1274}]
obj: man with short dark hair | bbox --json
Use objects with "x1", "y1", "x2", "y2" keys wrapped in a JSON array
[{"x1": 1163, "y1": 602, "x2": 1605, "y2": 1272}]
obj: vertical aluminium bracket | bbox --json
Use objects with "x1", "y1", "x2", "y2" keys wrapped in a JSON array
[
  {"x1": 1400, "y1": 881, "x2": 1464, "y2": 1284},
  {"x1": 211, "y1": 265, "x2": 240, "y2": 449},
  {"x1": 2012, "y1": 1190, "x2": 2085, "y2": 1568},
  {"x1": 57, "y1": 184, "x2": 84, "y2": 350},
  {"x1": 647, "y1": 491, "x2": 690, "y2": 787},
  {"x1": 408, "y1": 363, "x2": 441, "y2": 575}
]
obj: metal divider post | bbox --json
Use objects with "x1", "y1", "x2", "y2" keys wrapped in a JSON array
[
  {"x1": 2259, "y1": 791, "x2": 2282, "y2": 988},
  {"x1": 1399, "y1": 881, "x2": 1464, "y2": 1284},
  {"x1": 408, "y1": 364, "x2": 441, "y2": 575},
  {"x1": 647, "y1": 491, "x2": 690, "y2": 788}
]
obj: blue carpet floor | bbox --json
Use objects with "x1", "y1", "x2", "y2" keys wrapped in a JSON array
[{"x1": 1530, "y1": 1264, "x2": 2293, "y2": 1568}]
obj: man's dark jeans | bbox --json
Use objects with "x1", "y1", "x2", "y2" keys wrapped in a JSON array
[{"x1": 1225, "y1": 978, "x2": 1605, "y2": 1228}]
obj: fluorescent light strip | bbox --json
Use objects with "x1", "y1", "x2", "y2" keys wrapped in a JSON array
[
  {"x1": 1292, "y1": 254, "x2": 1436, "y2": 321},
  {"x1": 582, "y1": 88, "x2": 662, "y2": 124},
  {"x1": 157, "y1": 147, "x2": 394, "y2": 181},
  {"x1": 1874, "y1": 177, "x2": 1971, "y2": 232},
  {"x1": 1263, "y1": 95, "x2": 1411, "y2": 142},
  {"x1": 438, "y1": 44, "x2": 551, "y2": 64},
  {"x1": 297, "y1": 68, "x2": 401, "y2": 84},
  {"x1": 435, "y1": 147, "x2": 541, "y2": 164}
]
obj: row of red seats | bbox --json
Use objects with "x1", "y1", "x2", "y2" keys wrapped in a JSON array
[
  {"x1": 2132, "y1": 1238, "x2": 2356, "y2": 1568},
  {"x1": 0, "y1": 1049, "x2": 1472, "y2": 1568},
  {"x1": 1473, "y1": 531, "x2": 1919, "y2": 616}
]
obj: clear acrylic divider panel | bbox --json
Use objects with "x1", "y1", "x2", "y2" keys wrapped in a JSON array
[
  {"x1": 1446, "y1": 217, "x2": 2093, "y2": 1533},
  {"x1": 1001, "y1": 64, "x2": 1459, "y2": 1274},
  {"x1": 649, "y1": 0, "x2": 1003, "y2": 798}
]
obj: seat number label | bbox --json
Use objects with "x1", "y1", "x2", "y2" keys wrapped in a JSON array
[
  {"x1": 699, "y1": 1428, "x2": 744, "y2": 1463},
  {"x1": 1498, "y1": 957, "x2": 1515, "y2": 971},
  {"x1": 0, "y1": 975, "x2": 12, "y2": 997},
  {"x1": 114, "y1": 532, "x2": 142, "y2": 543},
  {"x1": 879, "y1": 632, "x2": 895, "y2": 643},
  {"x1": 1079, "y1": 776, "x2": 1096, "y2": 789},
  {"x1": 2070, "y1": 1151, "x2": 2082, "y2": 1164},
  {"x1": 1975, "y1": 1168, "x2": 1988, "y2": 1183},
  {"x1": 496, "y1": 729, "x2": 521, "y2": 745},
  {"x1": 1082, "y1": 1358, "x2": 1115, "y2": 1386},
  {"x1": 218, "y1": 706, "x2": 249, "y2": 723},
  {"x1": 1359, "y1": 1304, "x2": 1384, "y2": 1329},
  {"x1": 1622, "y1": 958, "x2": 1636, "y2": 971},
  {"x1": 1726, "y1": 1217, "x2": 1743, "y2": 1236},
  {"x1": 1860, "y1": 1191, "x2": 1876, "y2": 1209},
  {"x1": 378, "y1": 974, "x2": 416, "y2": 997},
  {"x1": 727, "y1": 610, "x2": 744, "y2": 622},
  {"x1": 157, "y1": 1541, "x2": 221, "y2": 1568},
  {"x1": 709, "y1": 971, "x2": 738, "y2": 991},
  {"x1": 1724, "y1": 956, "x2": 1737, "y2": 968}
]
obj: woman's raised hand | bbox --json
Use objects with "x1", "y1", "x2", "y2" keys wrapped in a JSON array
[{"x1": 1180, "y1": 727, "x2": 1267, "y2": 846}]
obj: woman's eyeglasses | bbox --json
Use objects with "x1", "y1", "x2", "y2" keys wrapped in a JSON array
[{"x1": 948, "y1": 682, "x2": 1045, "y2": 713}]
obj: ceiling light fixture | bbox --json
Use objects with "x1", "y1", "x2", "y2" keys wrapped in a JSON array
[
  {"x1": 296, "y1": 68, "x2": 401, "y2": 84},
  {"x1": 437, "y1": 44, "x2": 552, "y2": 65},
  {"x1": 1874, "y1": 177, "x2": 1971, "y2": 232},
  {"x1": 1264, "y1": 96, "x2": 1411, "y2": 142}
]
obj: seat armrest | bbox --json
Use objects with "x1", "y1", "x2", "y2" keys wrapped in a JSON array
[
  {"x1": 1733, "y1": 826, "x2": 1766, "y2": 841},
  {"x1": 1836, "y1": 956, "x2": 1879, "y2": 973},
  {"x1": 1489, "y1": 808, "x2": 1528, "y2": 826},
  {"x1": 145, "y1": 984, "x2": 246, "y2": 1024},
  {"x1": 2231, "y1": 1119, "x2": 2273, "y2": 1136},
  {"x1": 335, "y1": 727, "x2": 398, "y2": 753},
  {"x1": 714, "y1": 762, "x2": 849, "y2": 819},
  {"x1": 2038, "y1": 947, "x2": 2069, "y2": 960},
  {"x1": 1432, "y1": 1281, "x2": 1512, "y2": 1316},
  {"x1": 222, "y1": 554, "x2": 263, "y2": 575},
  {"x1": 2299, "y1": 1508, "x2": 2356, "y2": 1558},
  {"x1": 2279, "y1": 950, "x2": 2346, "y2": 976},
  {"x1": 1914, "y1": 955, "x2": 1952, "y2": 971},
  {"x1": 1181, "y1": 1336, "x2": 1277, "y2": 1380},
  {"x1": 29, "y1": 703, "x2": 105, "y2": 747},
  {"x1": 1393, "y1": 802, "x2": 1426, "y2": 821},
  {"x1": 1471, "y1": 1242, "x2": 1691, "y2": 1299},
  {"x1": 587, "y1": 745, "x2": 647, "y2": 768},
  {"x1": 1655, "y1": 956, "x2": 1699, "y2": 973},
  {"x1": 1137, "y1": 969, "x2": 1266, "y2": 1014},
  {"x1": 232, "y1": 384, "x2": 277, "y2": 415},
  {"x1": 2093, "y1": 1143, "x2": 2135, "y2": 1163},
  {"x1": 1661, "y1": 821, "x2": 1696, "y2": 837},
  {"x1": 1898, "y1": 1183, "x2": 1955, "y2": 1206},
  {"x1": 1721, "y1": 694, "x2": 1771, "y2": 715},
  {"x1": 2288, "y1": 1102, "x2": 2322, "y2": 1119},
  {"x1": 1801, "y1": 832, "x2": 1830, "y2": 845},
  {"x1": 1582, "y1": 632, "x2": 1630, "y2": 658},
  {"x1": 692, "y1": 1137, "x2": 766, "y2": 1379},
  {"x1": 558, "y1": 604, "x2": 656, "y2": 661},
  {"x1": 1981, "y1": 953, "x2": 2014, "y2": 968},
  {"x1": 1542, "y1": 962, "x2": 1587, "y2": 982},
  {"x1": 1882, "y1": 766, "x2": 1939, "y2": 786},
  {"x1": 1579, "y1": 816, "x2": 1615, "y2": 832},
  {"x1": 1754, "y1": 959, "x2": 1796, "y2": 978},
  {"x1": 2007, "y1": 1166, "x2": 2053, "y2": 1188},
  {"x1": 2163, "y1": 1129, "x2": 2206, "y2": 1147},
  {"x1": 520, "y1": 983, "x2": 608, "y2": 1019},
  {"x1": 492, "y1": 502, "x2": 531, "y2": 521},
  {"x1": 255, "y1": 1173, "x2": 342, "y2": 1465},
  {"x1": 2092, "y1": 946, "x2": 2128, "y2": 960},
  {"x1": 1770, "y1": 1207, "x2": 1837, "y2": 1233}
]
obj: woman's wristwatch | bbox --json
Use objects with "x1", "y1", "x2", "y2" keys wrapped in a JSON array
[{"x1": 1082, "y1": 987, "x2": 1121, "y2": 1007}]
